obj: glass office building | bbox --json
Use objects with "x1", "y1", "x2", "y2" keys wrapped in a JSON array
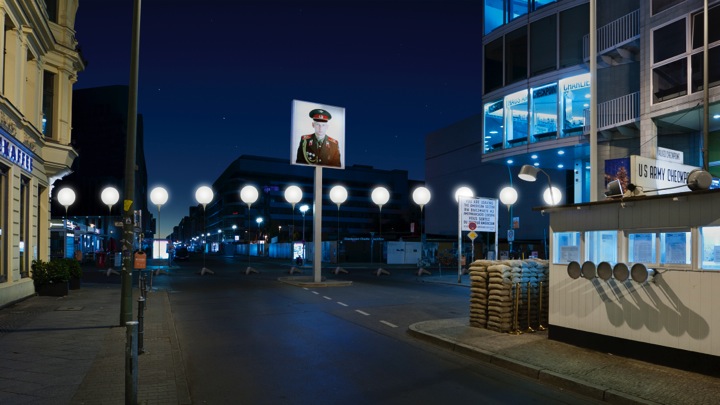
[{"x1": 482, "y1": 0, "x2": 720, "y2": 202}]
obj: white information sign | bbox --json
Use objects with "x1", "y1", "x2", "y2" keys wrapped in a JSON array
[{"x1": 460, "y1": 197, "x2": 498, "y2": 233}]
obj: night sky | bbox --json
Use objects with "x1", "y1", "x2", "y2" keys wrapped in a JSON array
[{"x1": 73, "y1": 0, "x2": 484, "y2": 237}]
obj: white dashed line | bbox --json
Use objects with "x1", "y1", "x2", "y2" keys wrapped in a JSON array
[
  {"x1": 380, "y1": 321, "x2": 398, "y2": 328},
  {"x1": 323, "y1": 296, "x2": 332, "y2": 300},
  {"x1": 355, "y1": 310, "x2": 370, "y2": 316},
  {"x1": 337, "y1": 302, "x2": 348, "y2": 307},
  {"x1": 312, "y1": 291, "x2": 319, "y2": 295}
]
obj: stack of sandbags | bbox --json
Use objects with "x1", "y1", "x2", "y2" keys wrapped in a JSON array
[
  {"x1": 485, "y1": 262, "x2": 517, "y2": 332},
  {"x1": 468, "y1": 260, "x2": 491, "y2": 328}
]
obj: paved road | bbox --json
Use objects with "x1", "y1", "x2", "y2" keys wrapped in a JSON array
[{"x1": 158, "y1": 256, "x2": 601, "y2": 404}]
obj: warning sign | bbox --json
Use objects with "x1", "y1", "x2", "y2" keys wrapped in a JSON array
[
  {"x1": 468, "y1": 231, "x2": 477, "y2": 240},
  {"x1": 460, "y1": 197, "x2": 498, "y2": 233}
]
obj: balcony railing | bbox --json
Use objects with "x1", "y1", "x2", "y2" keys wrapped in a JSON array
[
  {"x1": 584, "y1": 9, "x2": 640, "y2": 60},
  {"x1": 584, "y1": 91, "x2": 640, "y2": 133}
]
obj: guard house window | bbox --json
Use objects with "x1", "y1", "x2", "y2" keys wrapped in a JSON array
[
  {"x1": 484, "y1": 38, "x2": 504, "y2": 94},
  {"x1": 531, "y1": 83, "x2": 558, "y2": 142},
  {"x1": 483, "y1": 99, "x2": 504, "y2": 152},
  {"x1": 628, "y1": 233, "x2": 657, "y2": 263},
  {"x1": 558, "y1": 73, "x2": 590, "y2": 137},
  {"x1": 586, "y1": 230, "x2": 617, "y2": 264},
  {"x1": 530, "y1": 15, "x2": 557, "y2": 77},
  {"x1": 504, "y1": 89, "x2": 528, "y2": 147},
  {"x1": 553, "y1": 231, "x2": 580, "y2": 264},
  {"x1": 505, "y1": 26, "x2": 528, "y2": 85},
  {"x1": 660, "y1": 231, "x2": 691, "y2": 265},
  {"x1": 652, "y1": 0, "x2": 685, "y2": 16},
  {"x1": 700, "y1": 226, "x2": 720, "y2": 270}
]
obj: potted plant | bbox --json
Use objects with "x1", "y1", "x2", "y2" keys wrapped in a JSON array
[
  {"x1": 65, "y1": 258, "x2": 83, "y2": 290},
  {"x1": 31, "y1": 259, "x2": 70, "y2": 296}
]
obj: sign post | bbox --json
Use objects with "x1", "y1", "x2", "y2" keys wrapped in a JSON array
[{"x1": 458, "y1": 196, "x2": 498, "y2": 283}]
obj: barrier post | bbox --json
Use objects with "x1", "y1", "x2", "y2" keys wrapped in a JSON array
[
  {"x1": 525, "y1": 281, "x2": 535, "y2": 333},
  {"x1": 125, "y1": 321, "x2": 138, "y2": 404}
]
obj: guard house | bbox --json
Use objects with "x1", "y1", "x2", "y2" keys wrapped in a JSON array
[{"x1": 546, "y1": 184, "x2": 720, "y2": 369}]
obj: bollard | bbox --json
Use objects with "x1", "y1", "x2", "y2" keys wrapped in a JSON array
[
  {"x1": 538, "y1": 281, "x2": 546, "y2": 331},
  {"x1": 125, "y1": 321, "x2": 138, "y2": 404},
  {"x1": 525, "y1": 281, "x2": 535, "y2": 333},
  {"x1": 137, "y1": 297, "x2": 145, "y2": 355},
  {"x1": 508, "y1": 283, "x2": 523, "y2": 335}
]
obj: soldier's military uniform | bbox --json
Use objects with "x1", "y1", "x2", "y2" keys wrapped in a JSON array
[{"x1": 295, "y1": 108, "x2": 342, "y2": 167}]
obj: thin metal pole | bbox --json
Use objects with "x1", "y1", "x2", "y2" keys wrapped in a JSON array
[{"x1": 121, "y1": 0, "x2": 142, "y2": 327}]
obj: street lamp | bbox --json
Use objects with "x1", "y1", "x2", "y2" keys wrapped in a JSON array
[
  {"x1": 57, "y1": 187, "x2": 76, "y2": 259},
  {"x1": 518, "y1": 164, "x2": 561, "y2": 205},
  {"x1": 454, "y1": 186, "x2": 474, "y2": 283},
  {"x1": 195, "y1": 185, "x2": 214, "y2": 275},
  {"x1": 240, "y1": 185, "x2": 259, "y2": 274},
  {"x1": 284, "y1": 185, "x2": 302, "y2": 268},
  {"x1": 101, "y1": 186, "x2": 120, "y2": 275},
  {"x1": 371, "y1": 186, "x2": 390, "y2": 275},
  {"x1": 412, "y1": 186, "x2": 431, "y2": 275},
  {"x1": 150, "y1": 187, "x2": 168, "y2": 239},
  {"x1": 330, "y1": 185, "x2": 348, "y2": 274},
  {"x1": 299, "y1": 204, "x2": 309, "y2": 262},
  {"x1": 499, "y1": 186, "x2": 518, "y2": 256}
]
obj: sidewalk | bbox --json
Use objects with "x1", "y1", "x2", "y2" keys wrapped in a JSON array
[
  {"x1": 0, "y1": 273, "x2": 190, "y2": 404},
  {"x1": 409, "y1": 317, "x2": 720, "y2": 405}
]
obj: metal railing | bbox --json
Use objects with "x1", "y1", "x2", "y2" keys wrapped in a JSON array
[
  {"x1": 584, "y1": 9, "x2": 640, "y2": 59},
  {"x1": 584, "y1": 91, "x2": 640, "y2": 133}
]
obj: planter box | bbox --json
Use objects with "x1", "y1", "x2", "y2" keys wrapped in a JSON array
[{"x1": 35, "y1": 282, "x2": 69, "y2": 297}]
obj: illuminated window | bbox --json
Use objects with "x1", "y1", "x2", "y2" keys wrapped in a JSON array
[
  {"x1": 586, "y1": 230, "x2": 617, "y2": 263},
  {"x1": 483, "y1": 100, "x2": 504, "y2": 152},
  {"x1": 700, "y1": 226, "x2": 720, "y2": 270},
  {"x1": 559, "y1": 74, "x2": 590, "y2": 136},
  {"x1": 504, "y1": 89, "x2": 528, "y2": 147},
  {"x1": 628, "y1": 233, "x2": 657, "y2": 263},
  {"x1": 531, "y1": 83, "x2": 558, "y2": 142},
  {"x1": 660, "y1": 231, "x2": 691, "y2": 265},
  {"x1": 553, "y1": 231, "x2": 580, "y2": 264}
]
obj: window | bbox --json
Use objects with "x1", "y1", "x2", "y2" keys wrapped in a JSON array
[
  {"x1": 691, "y1": 5, "x2": 720, "y2": 49},
  {"x1": 505, "y1": 27, "x2": 528, "y2": 84},
  {"x1": 653, "y1": 19, "x2": 686, "y2": 64},
  {"x1": 504, "y1": 89, "x2": 528, "y2": 146},
  {"x1": 19, "y1": 177, "x2": 29, "y2": 278},
  {"x1": 483, "y1": 100, "x2": 504, "y2": 152},
  {"x1": 530, "y1": 15, "x2": 557, "y2": 76},
  {"x1": 553, "y1": 231, "x2": 580, "y2": 264},
  {"x1": 691, "y1": 47, "x2": 720, "y2": 92},
  {"x1": 484, "y1": 38, "x2": 504, "y2": 94},
  {"x1": 42, "y1": 71, "x2": 55, "y2": 138},
  {"x1": 531, "y1": 83, "x2": 558, "y2": 141},
  {"x1": 484, "y1": 0, "x2": 505, "y2": 35},
  {"x1": 559, "y1": 73, "x2": 590, "y2": 136},
  {"x1": 652, "y1": 0, "x2": 685, "y2": 16},
  {"x1": 653, "y1": 59, "x2": 688, "y2": 102},
  {"x1": 586, "y1": 230, "x2": 617, "y2": 263},
  {"x1": 628, "y1": 233, "x2": 657, "y2": 263},
  {"x1": 0, "y1": 166, "x2": 6, "y2": 282},
  {"x1": 559, "y1": 4, "x2": 589, "y2": 68},
  {"x1": 508, "y1": 0, "x2": 529, "y2": 22},
  {"x1": 660, "y1": 231, "x2": 691, "y2": 265},
  {"x1": 700, "y1": 226, "x2": 720, "y2": 270}
]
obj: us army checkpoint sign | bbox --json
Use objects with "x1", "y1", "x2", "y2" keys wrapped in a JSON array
[{"x1": 460, "y1": 197, "x2": 498, "y2": 233}]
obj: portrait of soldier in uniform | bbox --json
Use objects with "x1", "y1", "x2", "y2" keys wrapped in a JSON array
[{"x1": 295, "y1": 108, "x2": 342, "y2": 167}]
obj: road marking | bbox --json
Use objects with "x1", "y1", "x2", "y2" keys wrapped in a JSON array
[
  {"x1": 355, "y1": 310, "x2": 370, "y2": 316},
  {"x1": 337, "y1": 302, "x2": 348, "y2": 307},
  {"x1": 312, "y1": 291, "x2": 319, "y2": 295},
  {"x1": 323, "y1": 296, "x2": 332, "y2": 300},
  {"x1": 380, "y1": 320, "x2": 398, "y2": 328}
]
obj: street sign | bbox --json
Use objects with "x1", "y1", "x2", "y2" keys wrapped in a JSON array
[
  {"x1": 468, "y1": 231, "x2": 477, "y2": 240},
  {"x1": 460, "y1": 197, "x2": 498, "y2": 233},
  {"x1": 507, "y1": 229, "x2": 515, "y2": 242},
  {"x1": 468, "y1": 222, "x2": 477, "y2": 231}
]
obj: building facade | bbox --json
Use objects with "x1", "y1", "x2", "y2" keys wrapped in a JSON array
[{"x1": 0, "y1": 0, "x2": 83, "y2": 306}]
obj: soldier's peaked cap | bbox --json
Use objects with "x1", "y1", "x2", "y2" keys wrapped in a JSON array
[{"x1": 309, "y1": 109, "x2": 332, "y2": 122}]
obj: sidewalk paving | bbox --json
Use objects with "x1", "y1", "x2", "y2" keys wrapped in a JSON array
[{"x1": 1, "y1": 266, "x2": 718, "y2": 404}]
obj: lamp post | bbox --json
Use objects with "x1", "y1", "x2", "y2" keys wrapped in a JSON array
[
  {"x1": 412, "y1": 187, "x2": 431, "y2": 275},
  {"x1": 330, "y1": 185, "x2": 348, "y2": 274},
  {"x1": 149, "y1": 187, "x2": 169, "y2": 240},
  {"x1": 499, "y1": 186, "x2": 518, "y2": 256},
  {"x1": 101, "y1": 187, "x2": 120, "y2": 275},
  {"x1": 57, "y1": 187, "x2": 76, "y2": 259},
  {"x1": 240, "y1": 185, "x2": 259, "y2": 274},
  {"x1": 371, "y1": 186, "x2": 390, "y2": 275},
  {"x1": 299, "y1": 204, "x2": 309, "y2": 263},
  {"x1": 454, "y1": 186, "x2": 474, "y2": 283},
  {"x1": 284, "y1": 185, "x2": 302, "y2": 268},
  {"x1": 195, "y1": 186, "x2": 214, "y2": 275}
]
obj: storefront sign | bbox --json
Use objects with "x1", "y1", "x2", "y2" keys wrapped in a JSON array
[{"x1": 0, "y1": 135, "x2": 33, "y2": 172}]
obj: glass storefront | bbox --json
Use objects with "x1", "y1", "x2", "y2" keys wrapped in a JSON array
[
  {"x1": 559, "y1": 73, "x2": 590, "y2": 137},
  {"x1": 504, "y1": 89, "x2": 528, "y2": 147},
  {"x1": 531, "y1": 83, "x2": 558, "y2": 142},
  {"x1": 483, "y1": 99, "x2": 504, "y2": 152}
]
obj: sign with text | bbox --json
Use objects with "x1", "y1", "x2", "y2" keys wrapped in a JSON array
[
  {"x1": 460, "y1": 196, "x2": 498, "y2": 233},
  {"x1": 604, "y1": 155, "x2": 699, "y2": 196}
]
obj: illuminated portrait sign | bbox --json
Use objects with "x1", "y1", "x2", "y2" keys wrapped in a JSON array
[{"x1": 291, "y1": 100, "x2": 346, "y2": 170}]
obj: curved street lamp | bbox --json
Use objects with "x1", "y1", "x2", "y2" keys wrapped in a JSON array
[
  {"x1": 240, "y1": 185, "x2": 259, "y2": 274},
  {"x1": 195, "y1": 186, "x2": 214, "y2": 275},
  {"x1": 518, "y1": 164, "x2": 561, "y2": 206}
]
